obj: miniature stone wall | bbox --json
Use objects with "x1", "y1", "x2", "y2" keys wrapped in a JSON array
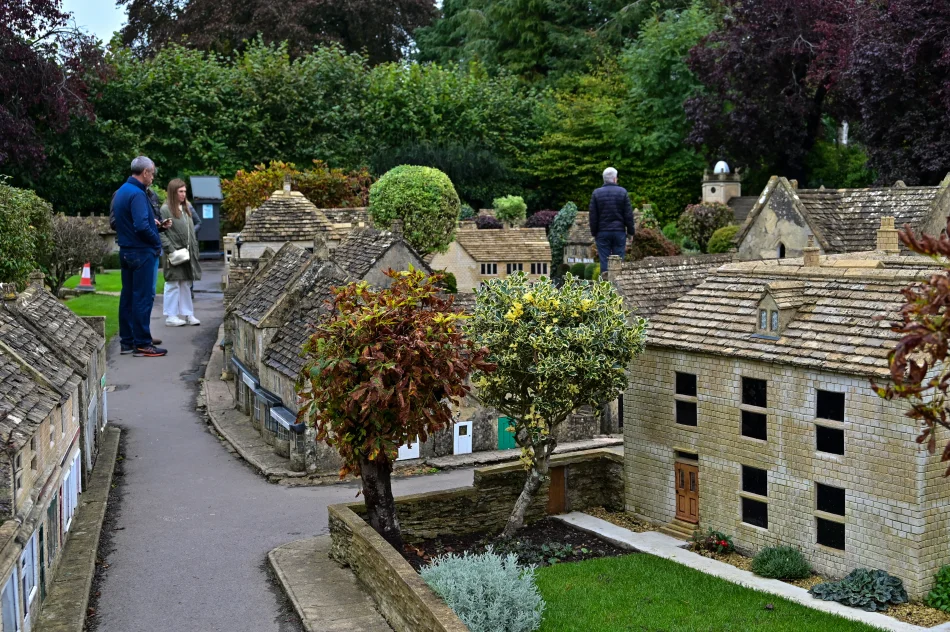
[{"x1": 625, "y1": 347, "x2": 950, "y2": 599}]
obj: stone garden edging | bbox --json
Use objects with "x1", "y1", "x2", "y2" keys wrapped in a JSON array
[{"x1": 327, "y1": 448, "x2": 624, "y2": 632}]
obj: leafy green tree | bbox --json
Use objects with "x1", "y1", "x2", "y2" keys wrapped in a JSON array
[
  {"x1": 296, "y1": 268, "x2": 492, "y2": 547},
  {"x1": 492, "y1": 195, "x2": 527, "y2": 225},
  {"x1": 0, "y1": 181, "x2": 48, "y2": 286},
  {"x1": 548, "y1": 201, "x2": 578, "y2": 276},
  {"x1": 677, "y1": 202, "x2": 734, "y2": 253},
  {"x1": 468, "y1": 273, "x2": 646, "y2": 537},
  {"x1": 706, "y1": 224, "x2": 739, "y2": 254},
  {"x1": 369, "y1": 166, "x2": 461, "y2": 256},
  {"x1": 44, "y1": 214, "x2": 109, "y2": 294}
]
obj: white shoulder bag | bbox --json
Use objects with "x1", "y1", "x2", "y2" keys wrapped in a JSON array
[{"x1": 168, "y1": 248, "x2": 190, "y2": 266}]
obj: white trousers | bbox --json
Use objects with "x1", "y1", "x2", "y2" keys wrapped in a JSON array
[{"x1": 163, "y1": 280, "x2": 195, "y2": 317}]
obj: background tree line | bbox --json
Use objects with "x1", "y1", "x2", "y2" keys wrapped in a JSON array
[{"x1": 4, "y1": 0, "x2": 950, "y2": 228}]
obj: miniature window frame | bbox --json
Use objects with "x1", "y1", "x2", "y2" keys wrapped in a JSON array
[
  {"x1": 480, "y1": 263, "x2": 498, "y2": 276},
  {"x1": 815, "y1": 390, "x2": 845, "y2": 456},
  {"x1": 673, "y1": 371, "x2": 698, "y2": 428},
  {"x1": 739, "y1": 377, "x2": 768, "y2": 441},
  {"x1": 739, "y1": 464, "x2": 769, "y2": 530},
  {"x1": 815, "y1": 482, "x2": 846, "y2": 551}
]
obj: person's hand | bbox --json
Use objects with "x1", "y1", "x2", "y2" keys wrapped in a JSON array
[{"x1": 161, "y1": 218, "x2": 173, "y2": 228}]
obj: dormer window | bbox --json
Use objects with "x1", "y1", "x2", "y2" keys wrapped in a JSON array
[
  {"x1": 755, "y1": 282, "x2": 807, "y2": 338},
  {"x1": 770, "y1": 310, "x2": 779, "y2": 332},
  {"x1": 759, "y1": 310, "x2": 767, "y2": 330}
]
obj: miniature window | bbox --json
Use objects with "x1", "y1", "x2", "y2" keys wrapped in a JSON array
[
  {"x1": 817, "y1": 518, "x2": 845, "y2": 550},
  {"x1": 741, "y1": 463, "x2": 769, "y2": 528},
  {"x1": 817, "y1": 391, "x2": 845, "y2": 421},
  {"x1": 506, "y1": 263, "x2": 523, "y2": 274},
  {"x1": 778, "y1": 243, "x2": 786, "y2": 259},
  {"x1": 480, "y1": 263, "x2": 497, "y2": 275},
  {"x1": 530, "y1": 263, "x2": 548, "y2": 275},
  {"x1": 742, "y1": 465, "x2": 768, "y2": 497},
  {"x1": 742, "y1": 378, "x2": 767, "y2": 408},
  {"x1": 770, "y1": 311, "x2": 779, "y2": 332},
  {"x1": 674, "y1": 372, "x2": 697, "y2": 427},
  {"x1": 816, "y1": 483, "x2": 845, "y2": 516},
  {"x1": 816, "y1": 425, "x2": 844, "y2": 455},
  {"x1": 759, "y1": 309, "x2": 767, "y2": 330},
  {"x1": 741, "y1": 377, "x2": 767, "y2": 440}
]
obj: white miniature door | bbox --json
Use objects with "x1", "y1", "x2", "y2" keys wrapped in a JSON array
[
  {"x1": 397, "y1": 437, "x2": 420, "y2": 461},
  {"x1": 454, "y1": 421, "x2": 473, "y2": 455}
]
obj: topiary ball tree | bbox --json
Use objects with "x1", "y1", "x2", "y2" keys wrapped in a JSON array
[
  {"x1": 296, "y1": 268, "x2": 493, "y2": 548},
  {"x1": 677, "y1": 202, "x2": 734, "y2": 253},
  {"x1": 493, "y1": 195, "x2": 527, "y2": 225},
  {"x1": 468, "y1": 273, "x2": 647, "y2": 538},
  {"x1": 369, "y1": 165, "x2": 461, "y2": 256},
  {"x1": 707, "y1": 224, "x2": 740, "y2": 254}
]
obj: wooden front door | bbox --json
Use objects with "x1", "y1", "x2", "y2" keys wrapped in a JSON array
[
  {"x1": 547, "y1": 466, "x2": 566, "y2": 515},
  {"x1": 675, "y1": 462, "x2": 699, "y2": 523}
]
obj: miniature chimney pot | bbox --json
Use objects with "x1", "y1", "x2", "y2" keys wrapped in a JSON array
[
  {"x1": 803, "y1": 235, "x2": 820, "y2": 267},
  {"x1": 283, "y1": 174, "x2": 292, "y2": 193},
  {"x1": 390, "y1": 220, "x2": 404, "y2": 238},
  {"x1": 312, "y1": 233, "x2": 329, "y2": 261},
  {"x1": 876, "y1": 216, "x2": 900, "y2": 254},
  {"x1": 28, "y1": 270, "x2": 45, "y2": 289}
]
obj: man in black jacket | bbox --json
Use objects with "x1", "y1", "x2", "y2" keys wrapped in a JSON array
[{"x1": 589, "y1": 167, "x2": 635, "y2": 275}]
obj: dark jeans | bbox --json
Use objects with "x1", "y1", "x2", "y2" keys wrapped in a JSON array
[
  {"x1": 119, "y1": 248, "x2": 158, "y2": 348},
  {"x1": 595, "y1": 231, "x2": 627, "y2": 273}
]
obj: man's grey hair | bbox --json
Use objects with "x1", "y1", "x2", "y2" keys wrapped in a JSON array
[
  {"x1": 603, "y1": 167, "x2": 618, "y2": 184},
  {"x1": 130, "y1": 156, "x2": 156, "y2": 175}
]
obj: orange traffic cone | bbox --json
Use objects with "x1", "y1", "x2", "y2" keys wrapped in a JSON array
[{"x1": 77, "y1": 262, "x2": 95, "y2": 293}]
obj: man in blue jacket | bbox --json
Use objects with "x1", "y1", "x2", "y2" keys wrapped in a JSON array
[
  {"x1": 113, "y1": 156, "x2": 169, "y2": 357},
  {"x1": 589, "y1": 167, "x2": 635, "y2": 275}
]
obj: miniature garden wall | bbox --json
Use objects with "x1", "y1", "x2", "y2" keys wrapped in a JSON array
[{"x1": 328, "y1": 448, "x2": 622, "y2": 632}]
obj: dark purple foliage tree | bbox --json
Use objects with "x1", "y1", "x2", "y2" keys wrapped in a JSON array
[
  {"x1": 525, "y1": 210, "x2": 557, "y2": 231},
  {"x1": 119, "y1": 0, "x2": 438, "y2": 63},
  {"x1": 0, "y1": 0, "x2": 103, "y2": 171},
  {"x1": 831, "y1": 0, "x2": 950, "y2": 185},
  {"x1": 475, "y1": 215, "x2": 502, "y2": 229},
  {"x1": 685, "y1": 0, "x2": 849, "y2": 181}
]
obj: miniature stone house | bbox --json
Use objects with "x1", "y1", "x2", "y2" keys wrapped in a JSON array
[
  {"x1": 735, "y1": 174, "x2": 950, "y2": 260},
  {"x1": 624, "y1": 230, "x2": 950, "y2": 598},
  {"x1": 702, "y1": 161, "x2": 758, "y2": 224},
  {"x1": 427, "y1": 227, "x2": 552, "y2": 293},
  {"x1": 0, "y1": 276, "x2": 105, "y2": 631},
  {"x1": 564, "y1": 212, "x2": 594, "y2": 264}
]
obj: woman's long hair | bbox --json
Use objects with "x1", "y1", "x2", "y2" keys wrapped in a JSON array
[{"x1": 166, "y1": 178, "x2": 187, "y2": 219}]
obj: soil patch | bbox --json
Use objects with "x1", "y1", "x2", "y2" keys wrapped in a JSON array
[
  {"x1": 885, "y1": 602, "x2": 950, "y2": 627},
  {"x1": 401, "y1": 517, "x2": 633, "y2": 571},
  {"x1": 585, "y1": 506, "x2": 652, "y2": 533}
]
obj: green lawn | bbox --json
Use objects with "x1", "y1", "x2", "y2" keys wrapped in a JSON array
[
  {"x1": 535, "y1": 554, "x2": 884, "y2": 632},
  {"x1": 64, "y1": 295, "x2": 120, "y2": 341},
  {"x1": 65, "y1": 269, "x2": 165, "y2": 294}
]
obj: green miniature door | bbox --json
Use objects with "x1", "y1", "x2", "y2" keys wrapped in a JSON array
[{"x1": 498, "y1": 417, "x2": 518, "y2": 450}]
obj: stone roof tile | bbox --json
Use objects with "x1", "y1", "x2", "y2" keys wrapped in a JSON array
[
  {"x1": 241, "y1": 190, "x2": 335, "y2": 242},
  {"x1": 455, "y1": 228, "x2": 551, "y2": 263},
  {"x1": 0, "y1": 349, "x2": 58, "y2": 449},
  {"x1": 613, "y1": 254, "x2": 734, "y2": 320},
  {"x1": 231, "y1": 243, "x2": 312, "y2": 325}
]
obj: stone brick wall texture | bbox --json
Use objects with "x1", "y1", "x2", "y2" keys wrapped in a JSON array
[{"x1": 625, "y1": 348, "x2": 950, "y2": 598}]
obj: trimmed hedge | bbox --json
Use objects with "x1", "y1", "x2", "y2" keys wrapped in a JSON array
[{"x1": 369, "y1": 165, "x2": 461, "y2": 255}]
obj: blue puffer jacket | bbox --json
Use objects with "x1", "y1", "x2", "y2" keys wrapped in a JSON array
[
  {"x1": 112, "y1": 177, "x2": 162, "y2": 253},
  {"x1": 589, "y1": 183, "x2": 636, "y2": 236}
]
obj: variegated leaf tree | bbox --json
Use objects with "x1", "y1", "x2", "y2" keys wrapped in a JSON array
[
  {"x1": 296, "y1": 267, "x2": 492, "y2": 548},
  {"x1": 468, "y1": 272, "x2": 646, "y2": 538}
]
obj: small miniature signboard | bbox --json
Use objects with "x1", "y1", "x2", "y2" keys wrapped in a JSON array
[{"x1": 202, "y1": 204, "x2": 214, "y2": 219}]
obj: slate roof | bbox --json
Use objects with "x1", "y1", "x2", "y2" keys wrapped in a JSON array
[
  {"x1": 794, "y1": 186, "x2": 943, "y2": 253},
  {"x1": 241, "y1": 190, "x2": 335, "y2": 243},
  {"x1": 646, "y1": 251, "x2": 942, "y2": 378},
  {"x1": 321, "y1": 207, "x2": 370, "y2": 226},
  {"x1": 13, "y1": 284, "x2": 101, "y2": 369},
  {"x1": 567, "y1": 212, "x2": 592, "y2": 246},
  {"x1": 262, "y1": 266, "x2": 349, "y2": 379},
  {"x1": 224, "y1": 258, "x2": 259, "y2": 308},
  {"x1": 332, "y1": 227, "x2": 422, "y2": 278},
  {"x1": 0, "y1": 310, "x2": 80, "y2": 399},
  {"x1": 0, "y1": 349, "x2": 58, "y2": 449},
  {"x1": 613, "y1": 254, "x2": 734, "y2": 320},
  {"x1": 230, "y1": 243, "x2": 312, "y2": 325},
  {"x1": 727, "y1": 196, "x2": 758, "y2": 223},
  {"x1": 455, "y1": 228, "x2": 551, "y2": 263}
]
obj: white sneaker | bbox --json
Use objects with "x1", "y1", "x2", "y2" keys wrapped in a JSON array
[
  {"x1": 185, "y1": 315, "x2": 201, "y2": 326},
  {"x1": 165, "y1": 316, "x2": 186, "y2": 327}
]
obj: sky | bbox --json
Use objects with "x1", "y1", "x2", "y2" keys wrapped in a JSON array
[{"x1": 62, "y1": 0, "x2": 126, "y2": 44}]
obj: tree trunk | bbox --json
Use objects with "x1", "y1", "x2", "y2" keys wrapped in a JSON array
[
  {"x1": 359, "y1": 455, "x2": 403, "y2": 550},
  {"x1": 500, "y1": 441, "x2": 554, "y2": 539}
]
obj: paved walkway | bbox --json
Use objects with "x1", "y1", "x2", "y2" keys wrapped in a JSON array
[
  {"x1": 95, "y1": 262, "x2": 475, "y2": 632},
  {"x1": 269, "y1": 537, "x2": 392, "y2": 632},
  {"x1": 557, "y1": 512, "x2": 943, "y2": 632}
]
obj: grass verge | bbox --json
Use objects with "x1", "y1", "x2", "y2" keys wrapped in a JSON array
[
  {"x1": 64, "y1": 295, "x2": 119, "y2": 341},
  {"x1": 65, "y1": 269, "x2": 165, "y2": 294},
  {"x1": 535, "y1": 554, "x2": 885, "y2": 632}
]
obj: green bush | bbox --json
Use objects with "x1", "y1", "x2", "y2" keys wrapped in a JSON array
[
  {"x1": 690, "y1": 528, "x2": 734, "y2": 554},
  {"x1": 707, "y1": 224, "x2": 740, "y2": 254},
  {"x1": 421, "y1": 548, "x2": 545, "y2": 632},
  {"x1": 926, "y1": 566, "x2": 950, "y2": 612},
  {"x1": 569, "y1": 262, "x2": 586, "y2": 278},
  {"x1": 548, "y1": 202, "x2": 578, "y2": 276},
  {"x1": 493, "y1": 195, "x2": 527, "y2": 224},
  {"x1": 460, "y1": 204, "x2": 476, "y2": 220},
  {"x1": 662, "y1": 221, "x2": 681, "y2": 242},
  {"x1": 677, "y1": 202, "x2": 734, "y2": 253},
  {"x1": 369, "y1": 165, "x2": 461, "y2": 255},
  {"x1": 102, "y1": 252, "x2": 121, "y2": 270},
  {"x1": 751, "y1": 546, "x2": 811, "y2": 580},
  {"x1": 809, "y1": 569, "x2": 908, "y2": 612},
  {"x1": 440, "y1": 271, "x2": 458, "y2": 294},
  {"x1": 0, "y1": 180, "x2": 48, "y2": 286},
  {"x1": 583, "y1": 263, "x2": 597, "y2": 280}
]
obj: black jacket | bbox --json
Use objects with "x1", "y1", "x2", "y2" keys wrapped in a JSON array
[{"x1": 589, "y1": 183, "x2": 635, "y2": 236}]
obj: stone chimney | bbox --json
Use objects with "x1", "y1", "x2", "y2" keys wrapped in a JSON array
[
  {"x1": 28, "y1": 270, "x2": 44, "y2": 290},
  {"x1": 607, "y1": 255, "x2": 622, "y2": 283},
  {"x1": 893, "y1": 180, "x2": 907, "y2": 188},
  {"x1": 0, "y1": 284, "x2": 16, "y2": 301},
  {"x1": 312, "y1": 233, "x2": 329, "y2": 261},
  {"x1": 876, "y1": 216, "x2": 900, "y2": 254},
  {"x1": 789, "y1": 179, "x2": 799, "y2": 190},
  {"x1": 245, "y1": 205, "x2": 253, "y2": 221},
  {"x1": 802, "y1": 235, "x2": 820, "y2": 267},
  {"x1": 283, "y1": 174, "x2": 292, "y2": 194},
  {"x1": 390, "y1": 220, "x2": 404, "y2": 239}
]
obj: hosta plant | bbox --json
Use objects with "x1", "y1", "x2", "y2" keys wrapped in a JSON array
[
  {"x1": 809, "y1": 569, "x2": 908, "y2": 612},
  {"x1": 926, "y1": 566, "x2": 950, "y2": 612},
  {"x1": 467, "y1": 273, "x2": 646, "y2": 537},
  {"x1": 421, "y1": 548, "x2": 544, "y2": 632}
]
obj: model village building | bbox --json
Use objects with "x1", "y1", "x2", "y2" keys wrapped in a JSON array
[
  {"x1": 427, "y1": 227, "x2": 552, "y2": 293},
  {"x1": 0, "y1": 272, "x2": 107, "y2": 631},
  {"x1": 623, "y1": 220, "x2": 950, "y2": 598}
]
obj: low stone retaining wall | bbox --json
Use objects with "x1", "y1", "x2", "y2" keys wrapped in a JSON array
[{"x1": 327, "y1": 448, "x2": 622, "y2": 632}]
